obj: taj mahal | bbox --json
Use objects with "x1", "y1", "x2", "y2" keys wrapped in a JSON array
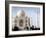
[{"x1": 12, "y1": 10, "x2": 40, "y2": 31}]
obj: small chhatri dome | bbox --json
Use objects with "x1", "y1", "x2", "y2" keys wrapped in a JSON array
[{"x1": 16, "y1": 10, "x2": 25, "y2": 17}]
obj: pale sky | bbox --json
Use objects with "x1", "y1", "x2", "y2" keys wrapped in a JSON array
[{"x1": 12, "y1": 7, "x2": 40, "y2": 27}]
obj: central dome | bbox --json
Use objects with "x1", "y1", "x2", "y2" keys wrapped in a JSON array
[{"x1": 16, "y1": 10, "x2": 25, "y2": 17}]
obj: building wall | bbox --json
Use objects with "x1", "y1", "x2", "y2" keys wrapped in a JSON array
[{"x1": 12, "y1": 15, "x2": 31, "y2": 30}]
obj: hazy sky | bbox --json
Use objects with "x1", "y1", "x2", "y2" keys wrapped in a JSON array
[{"x1": 12, "y1": 7, "x2": 40, "y2": 27}]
